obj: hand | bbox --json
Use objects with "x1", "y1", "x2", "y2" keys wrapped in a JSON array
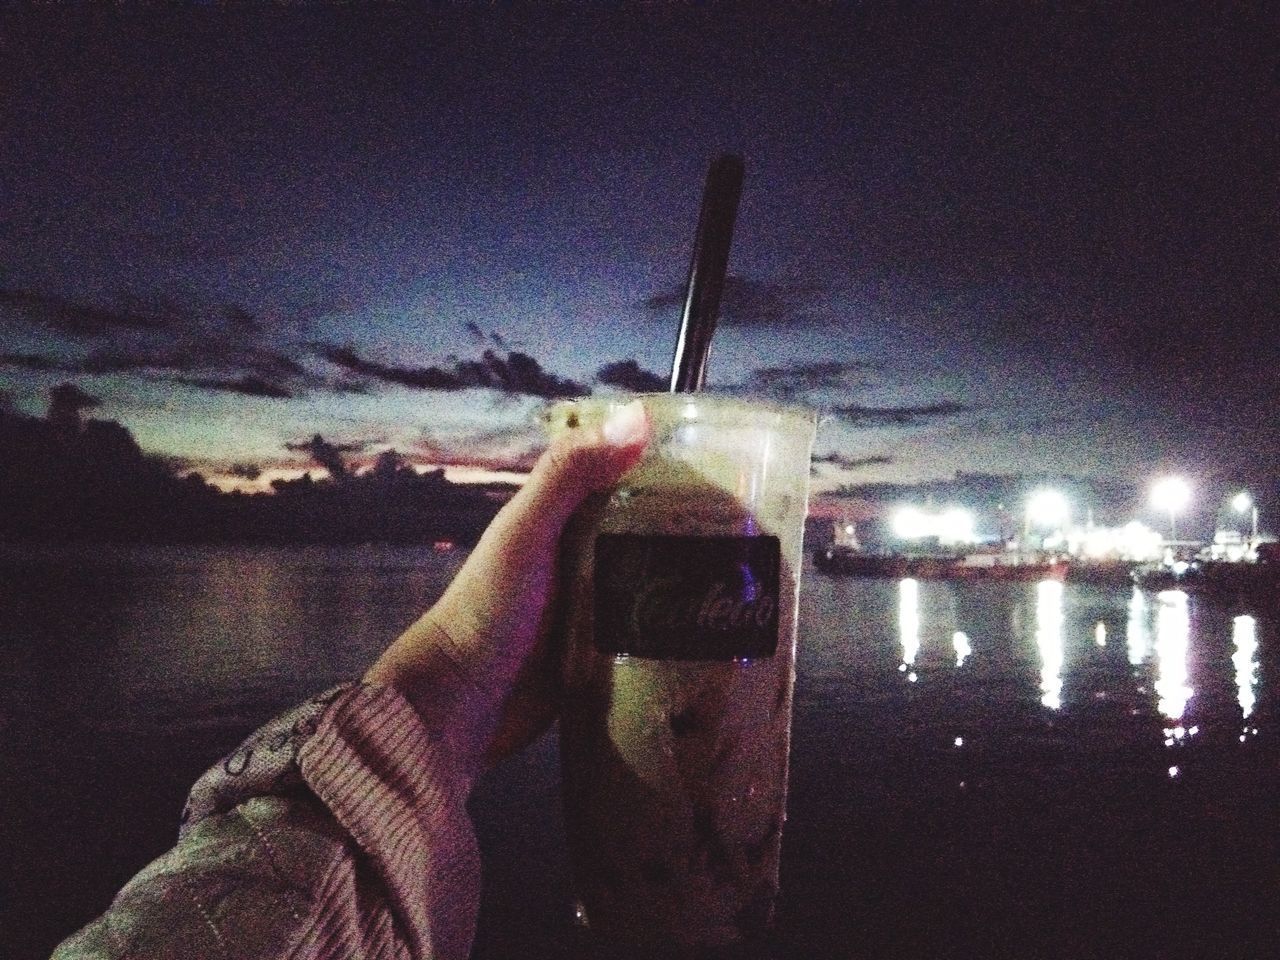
[{"x1": 365, "y1": 399, "x2": 650, "y2": 780}]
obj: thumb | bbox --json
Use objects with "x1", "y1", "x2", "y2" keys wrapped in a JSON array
[
  {"x1": 518, "y1": 398, "x2": 651, "y2": 532},
  {"x1": 429, "y1": 398, "x2": 650, "y2": 638}
]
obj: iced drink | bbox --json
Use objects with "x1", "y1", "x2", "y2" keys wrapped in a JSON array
[{"x1": 548, "y1": 394, "x2": 816, "y2": 954}]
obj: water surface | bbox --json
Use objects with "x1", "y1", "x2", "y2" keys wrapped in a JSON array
[{"x1": 3, "y1": 544, "x2": 1278, "y2": 958}]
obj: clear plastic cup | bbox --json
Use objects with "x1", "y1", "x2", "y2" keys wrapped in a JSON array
[{"x1": 546, "y1": 393, "x2": 816, "y2": 954}]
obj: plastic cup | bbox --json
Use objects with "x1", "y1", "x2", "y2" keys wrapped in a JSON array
[{"x1": 546, "y1": 393, "x2": 816, "y2": 955}]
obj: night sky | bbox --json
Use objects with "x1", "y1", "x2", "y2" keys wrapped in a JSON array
[{"x1": 2, "y1": 6, "x2": 1276, "y2": 523}]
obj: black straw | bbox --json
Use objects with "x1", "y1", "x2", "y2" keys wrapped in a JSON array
[{"x1": 669, "y1": 154, "x2": 744, "y2": 393}]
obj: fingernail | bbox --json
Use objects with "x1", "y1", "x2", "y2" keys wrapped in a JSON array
[{"x1": 602, "y1": 399, "x2": 648, "y2": 447}]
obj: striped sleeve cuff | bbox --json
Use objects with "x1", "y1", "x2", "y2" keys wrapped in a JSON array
[{"x1": 297, "y1": 682, "x2": 482, "y2": 960}]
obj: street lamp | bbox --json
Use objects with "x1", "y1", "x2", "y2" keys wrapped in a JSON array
[
  {"x1": 1233, "y1": 491, "x2": 1259, "y2": 543},
  {"x1": 1151, "y1": 477, "x2": 1191, "y2": 543}
]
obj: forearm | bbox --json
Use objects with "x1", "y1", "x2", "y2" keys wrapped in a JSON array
[{"x1": 53, "y1": 684, "x2": 480, "y2": 960}]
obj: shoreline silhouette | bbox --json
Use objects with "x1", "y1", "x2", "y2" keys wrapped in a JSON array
[{"x1": 1, "y1": 385, "x2": 506, "y2": 547}]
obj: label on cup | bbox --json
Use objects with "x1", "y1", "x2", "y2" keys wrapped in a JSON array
[{"x1": 593, "y1": 533, "x2": 781, "y2": 660}]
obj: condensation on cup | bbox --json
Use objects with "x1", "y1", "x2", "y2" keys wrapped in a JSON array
[{"x1": 547, "y1": 393, "x2": 816, "y2": 955}]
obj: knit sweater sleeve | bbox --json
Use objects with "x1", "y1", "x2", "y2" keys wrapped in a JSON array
[{"x1": 51, "y1": 683, "x2": 481, "y2": 960}]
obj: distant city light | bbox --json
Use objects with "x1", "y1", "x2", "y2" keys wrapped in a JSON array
[
  {"x1": 893, "y1": 507, "x2": 929, "y2": 540},
  {"x1": 1232, "y1": 491, "x2": 1259, "y2": 542},
  {"x1": 1075, "y1": 521, "x2": 1163, "y2": 561},
  {"x1": 1027, "y1": 489, "x2": 1070, "y2": 530},
  {"x1": 1119, "y1": 521, "x2": 1163, "y2": 560},
  {"x1": 1151, "y1": 477, "x2": 1191, "y2": 541},
  {"x1": 1151, "y1": 477, "x2": 1192, "y2": 513},
  {"x1": 938, "y1": 508, "x2": 975, "y2": 545},
  {"x1": 892, "y1": 507, "x2": 975, "y2": 545}
]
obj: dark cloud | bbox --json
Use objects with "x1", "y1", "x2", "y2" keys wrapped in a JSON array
[
  {"x1": 328, "y1": 378, "x2": 374, "y2": 396},
  {"x1": 464, "y1": 351, "x2": 585, "y2": 399},
  {"x1": 812, "y1": 452, "x2": 894, "y2": 470},
  {"x1": 316, "y1": 344, "x2": 467, "y2": 390},
  {"x1": 48, "y1": 382, "x2": 100, "y2": 429},
  {"x1": 460, "y1": 322, "x2": 507, "y2": 350},
  {"x1": 0, "y1": 345, "x2": 333, "y2": 399},
  {"x1": 640, "y1": 275, "x2": 832, "y2": 327},
  {"x1": 1, "y1": 288, "x2": 175, "y2": 337},
  {"x1": 415, "y1": 422, "x2": 546, "y2": 473},
  {"x1": 317, "y1": 344, "x2": 587, "y2": 399},
  {"x1": 0, "y1": 289, "x2": 363, "y2": 399},
  {"x1": 284, "y1": 435, "x2": 372, "y2": 456},
  {"x1": 596, "y1": 359, "x2": 666, "y2": 393},
  {"x1": 283, "y1": 434, "x2": 362, "y2": 480},
  {"x1": 822, "y1": 485, "x2": 878, "y2": 501},
  {"x1": 0, "y1": 346, "x2": 299, "y2": 378},
  {"x1": 169, "y1": 375, "x2": 293, "y2": 399},
  {"x1": 830, "y1": 402, "x2": 971, "y2": 427},
  {"x1": 0, "y1": 352, "x2": 61, "y2": 371},
  {"x1": 930, "y1": 410, "x2": 1108, "y2": 441},
  {"x1": 228, "y1": 463, "x2": 262, "y2": 481},
  {"x1": 224, "y1": 305, "x2": 263, "y2": 334},
  {"x1": 746, "y1": 360, "x2": 878, "y2": 398}
]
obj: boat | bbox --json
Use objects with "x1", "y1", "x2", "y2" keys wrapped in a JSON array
[
  {"x1": 1132, "y1": 558, "x2": 1280, "y2": 601},
  {"x1": 813, "y1": 545, "x2": 1064, "y2": 581},
  {"x1": 1063, "y1": 560, "x2": 1141, "y2": 587}
]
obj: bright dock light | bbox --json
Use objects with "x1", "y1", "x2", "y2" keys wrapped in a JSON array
[
  {"x1": 1151, "y1": 477, "x2": 1191, "y2": 513},
  {"x1": 1027, "y1": 489, "x2": 1070, "y2": 530},
  {"x1": 1151, "y1": 477, "x2": 1192, "y2": 542},
  {"x1": 893, "y1": 507, "x2": 929, "y2": 540},
  {"x1": 938, "y1": 508, "x2": 975, "y2": 545},
  {"x1": 1232, "y1": 491, "x2": 1259, "y2": 541},
  {"x1": 892, "y1": 507, "x2": 975, "y2": 545}
]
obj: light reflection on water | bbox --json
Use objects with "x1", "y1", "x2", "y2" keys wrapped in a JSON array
[
  {"x1": 1234, "y1": 614, "x2": 1259, "y2": 720},
  {"x1": 1126, "y1": 588, "x2": 1148, "y2": 666},
  {"x1": 876, "y1": 577, "x2": 1261, "y2": 744},
  {"x1": 5, "y1": 546, "x2": 1280, "y2": 960},
  {"x1": 898, "y1": 577, "x2": 920, "y2": 681},
  {"x1": 1035, "y1": 579, "x2": 1064, "y2": 710},
  {"x1": 1154, "y1": 589, "x2": 1192, "y2": 721}
]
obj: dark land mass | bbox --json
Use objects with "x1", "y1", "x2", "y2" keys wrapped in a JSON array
[{"x1": 0, "y1": 390, "x2": 505, "y2": 546}]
